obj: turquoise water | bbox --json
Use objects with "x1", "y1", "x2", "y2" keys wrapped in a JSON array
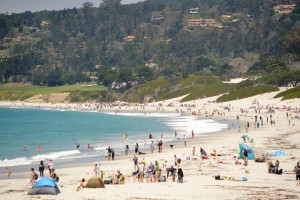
[{"x1": 0, "y1": 107, "x2": 229, "y2": 167}]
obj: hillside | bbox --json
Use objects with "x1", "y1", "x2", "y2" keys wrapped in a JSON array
[{"x1": 0, "y1": 0, "x2": 299, "y2": 102}]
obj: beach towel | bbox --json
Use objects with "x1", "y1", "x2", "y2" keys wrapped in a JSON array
[{"x1": 268, "y1": 150, "x2": 288, "y2": 157}]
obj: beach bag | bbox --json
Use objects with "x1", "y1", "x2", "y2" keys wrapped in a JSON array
[
  {"x1": 34, "y1": 172, "x2": 38, "y2": 180},
  {"x1": 104, "y1": 180, "x2": 111, "y2": 184}
]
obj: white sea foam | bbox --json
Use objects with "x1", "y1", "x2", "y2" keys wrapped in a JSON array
[
  {"x1": 0, "y1": 150, "x2": 81, "y2": 167},
  {"x1": 103, "y1": 112, "x2": 181, "y2": 118}
]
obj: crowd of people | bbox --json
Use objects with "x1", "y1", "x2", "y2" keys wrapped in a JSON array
[{"x1": 29, "y1": 159, "x2": 59, "y2": 186}]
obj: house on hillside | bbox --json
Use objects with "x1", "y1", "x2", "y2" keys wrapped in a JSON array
[
  {"x1": 111, "y1": 81, "x2": 127, "y2": 89},
  {"x1": 273, "y1": 4, "x2": 296, "y2": 14},
  {"x1": 123, "y1": 35, "x2": 136, "y2": 42},
  {"x1": 10, "y1": 36, "x2": 33, "y2": 43},
  {"x1": 187, "y1": 18, "x2": 223, "y2": 28},
  {"x1": 151, "y1": 15, "x2": 164, "y2": 21},
  {"x1": 2, "y1": 37, "x2": 12, "y2": 43},
  {"x1": 189, "y1": 7, "x2": 199, "y2": 14}
]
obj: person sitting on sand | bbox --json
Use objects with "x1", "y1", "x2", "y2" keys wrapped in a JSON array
[
  {"x1": 200, "y1": 147, "x2": 208, "y2": 158},
  {"x1": 268, "y1": 161, "x2": 275, "y2": 173},
  {"x1": 138, "y1": 150, "x2": 146, "y2": 155},
  {"x1": 76, "y1": 178, "x2": 87, "y2": 191},
  {"x1": 273, "y1": 160, "x2": 283, "y2": 175},
  {"x1": 211, "y1": 149, "x2": 217, "y2": 157},
  {"x1": 51, "y1": 169, "x2": 59, "y2": 182},
  {"x1": 233, "y1": 153, "x2": 241, "y2": 165},
  {"x1": 112, "y1": 170, "x2": 124, "y2": 184}
]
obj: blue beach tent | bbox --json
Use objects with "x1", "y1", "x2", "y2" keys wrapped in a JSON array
[
  {"x1": 239, "y1": 143, "x2": 255, "y2": 160},
  {"x1": 28, "y1": 177, "x2": 60, "y2": 195}
]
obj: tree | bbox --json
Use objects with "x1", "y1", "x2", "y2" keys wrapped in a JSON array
[
  {"x1": 97, "y1": 69, "x2": 118, "y2": 86},
  {"x1": 119, "y1": 67, "x2": 133, "y2": 82},
  {"x1": 135, "y1": 65, "x2": 155, "y2": 81},
  {"x1": 46, "y1": 69, "x2": 63, "y2": 87}
]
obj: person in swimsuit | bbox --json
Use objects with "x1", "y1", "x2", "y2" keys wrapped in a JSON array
[{"x1": 39, "y1": 160, "x2": 45, "y2": 177}]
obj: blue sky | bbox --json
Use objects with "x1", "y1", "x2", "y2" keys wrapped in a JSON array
[{"x1": 0, "y1": 0, "x2": 143, "y2": 14}]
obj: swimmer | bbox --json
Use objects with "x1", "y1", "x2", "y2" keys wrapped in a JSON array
[
  {"x1": 24, "y1": 146, "x2": 29, "y2": 151},
  {"x1": 37, "y1": 145, "x2": 42, "y2": 151}
]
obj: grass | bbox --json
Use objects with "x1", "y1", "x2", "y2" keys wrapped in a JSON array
[
  {"x1": 216, "y1": 85, "x2": 279, "y2": 102},
  {"x1": 0, "y1": 83, "x2": 107, "y2": 101},
  {"x1": 121, "y1": 75, "x2": 238, "y2": 103},
  {"x1": 274, "y1": 86, "x2": 300, "y2": 100}
]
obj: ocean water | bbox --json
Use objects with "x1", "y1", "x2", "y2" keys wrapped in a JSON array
[{"x1": 0, "y1": 107, "x2": 229, "y2": 168}]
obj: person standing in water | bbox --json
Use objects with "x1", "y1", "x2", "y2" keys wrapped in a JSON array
[{"x1": 125, "y1": 145, "x2": 129, "y2": 155}]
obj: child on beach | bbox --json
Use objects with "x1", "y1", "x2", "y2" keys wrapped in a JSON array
[{"x1": 192, "y1": 147, "x2": 196, "y2": 156}]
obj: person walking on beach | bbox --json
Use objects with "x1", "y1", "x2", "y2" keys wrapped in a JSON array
[
  {"x1": 150, "y1": 141, "x2": 155, "y2": 153},
  {"x1": 192, "y1": 130, "x2": 195, "y2": 139},
  {"x1": 184, "y1": 135, "x2": 187, "y2": 147},
  {"x1": 295, "y1": 161, "x2": 300, "y2": 186},
  {"x1": 111, "y1": 148, "x2": 115, "y2": 160},
  {"x1": 47, "y1": 159, "x2": 54, "y2": 176},
  {"x1": 133, "y1": 155, "x2": 138, "y2": 172},
  {"x1": 134, "y1": 143, "x2": 139, "y2": 154},
  {"x1": 39, "y1": 160, "x2": 45, "y2": 177},
  {"x1": 175, "y1": 131, "x2": 177, "y2": 138},
  {"x1": 93, "y1": 164, "x2": 98, "y2": 176},
  {"x1": 6, "y1": 167, "x2": 11, "y2": 177},
  {"x1": 125, "y1": 145, "x2": 129, "y2": 155}
]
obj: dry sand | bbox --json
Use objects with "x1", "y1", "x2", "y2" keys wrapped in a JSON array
[{"x1": 0, "y1": 88, "x2": 299, "y2": 200}]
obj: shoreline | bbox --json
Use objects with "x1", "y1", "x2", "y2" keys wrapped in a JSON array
[
  {"x1": 0, "y1": 91, "x2": 300, "y2": 199},
  {"x1": 0, "y1": 103, "x2": 241, "y2": 177}
]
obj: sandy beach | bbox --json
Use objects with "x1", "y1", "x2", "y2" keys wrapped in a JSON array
[{"x1": 0, "y1": 88, "x2": 299, "y2": 200}]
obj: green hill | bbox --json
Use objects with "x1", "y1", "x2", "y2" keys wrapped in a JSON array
[{"x1": 274, "y1": 86, "x2": 300, "y2": 100}]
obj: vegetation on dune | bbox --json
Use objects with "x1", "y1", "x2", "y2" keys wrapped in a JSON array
[
  {"x1": 121, "y1": 76, "x2": 238, "y2": 103},
  {"x1": 274, "y1": 86, "x2": 300, "y2": 100},
  {"x1": 0, "y1": 83, "x2": 107, "y2": 101},
  {"x1": 216, "y1": 85, "x2": 279, "y2": 102}
]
